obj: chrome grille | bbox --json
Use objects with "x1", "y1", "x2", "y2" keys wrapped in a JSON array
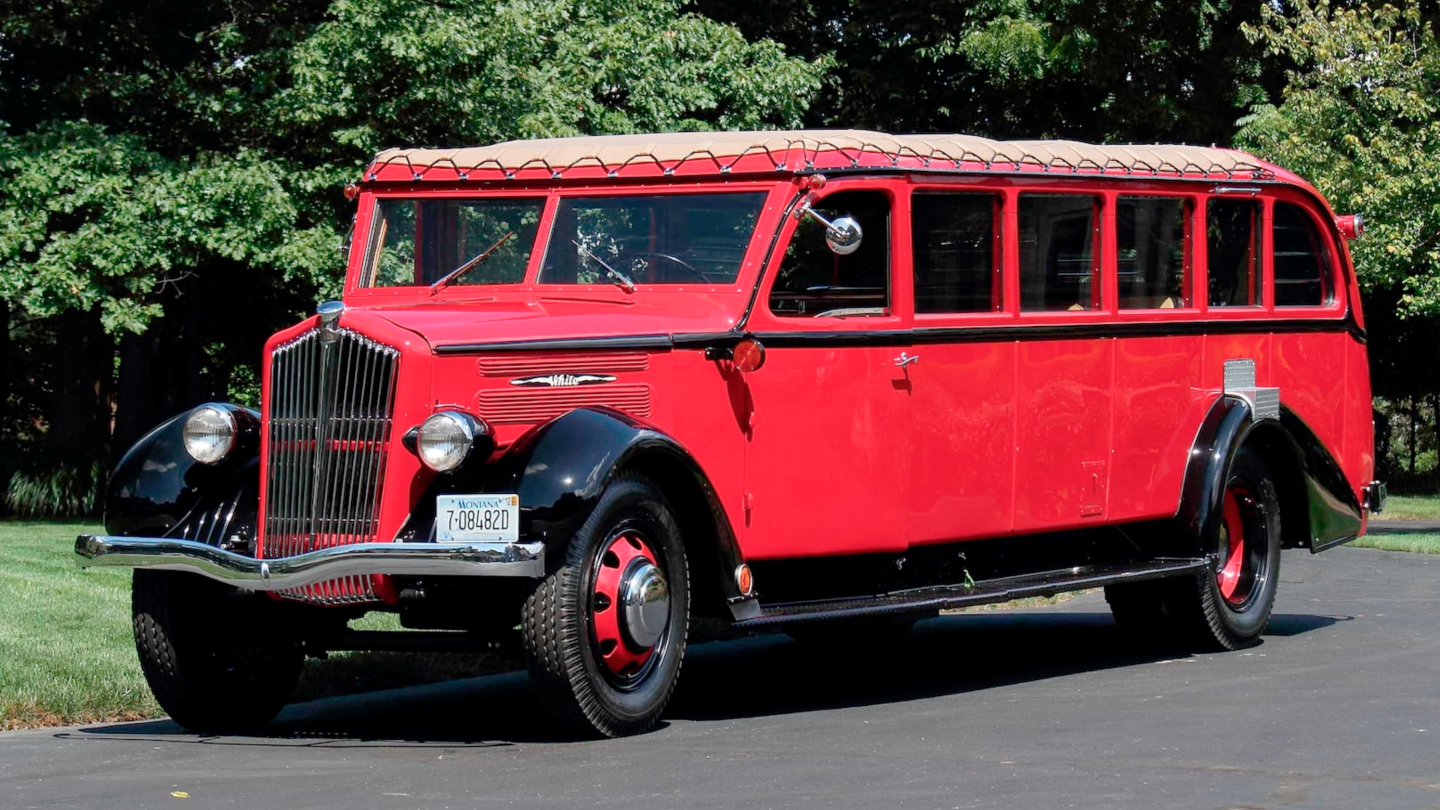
[{"x1": 263, "y1": 327, "x2": 399, "y2": 601}]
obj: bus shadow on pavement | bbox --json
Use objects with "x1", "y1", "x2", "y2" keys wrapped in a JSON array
[{"x1": 70, "y1": 609, "x2": 1343, "y2": 746}]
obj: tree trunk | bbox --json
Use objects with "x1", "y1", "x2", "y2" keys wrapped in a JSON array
[
  {"x1": 1409, "y1": 396, "x2": 1418, "y2": 475},
  {"x1": 112, "y1": 279, "x2": 213, "y2": 458},
  {"x1": 0, "y1": 298, "x2": 9, "y2": 448},
  {"x1": 1432, "y1": 392, "x2": 1439, "y2": 480},
  {"x1": 48, "y1": 308, "x2": 114, "y2": 461}
]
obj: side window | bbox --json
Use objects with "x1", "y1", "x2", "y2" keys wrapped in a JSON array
[
  {"x1": 1273, "y1": 202, "x2": 1332, "y2": 307},
  {"x1": 770, "y1": 190, "x2": 891, "y2": 317},
  {"x1": 1019, "y1": 194, "x2": 1100, "y2": 311},
  {"x1": 1207, "y1": 198, "x2": 1262, "y2": 307},
  {"x1": 1118, "y1": 196, "x2": 1191, "y2": 309},
  {"x1": 912, "y1": 192, "x2": 1001, "y2": 313}
]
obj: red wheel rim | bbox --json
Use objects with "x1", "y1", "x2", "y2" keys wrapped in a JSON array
[
  {"x1": 591, "y1": 533, "x2": 660, "y2": 678},
  {"x1": 1218, "y1": 483, "x2": 1256, "y2": 607}
]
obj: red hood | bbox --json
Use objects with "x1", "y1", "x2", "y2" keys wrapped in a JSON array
[{"x1": 350, "y1": 293, "x2": 744, "y2": 349}]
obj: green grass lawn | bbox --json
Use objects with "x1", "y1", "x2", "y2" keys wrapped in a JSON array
[
  {"x1": 0, "y1": 521, "x2": 157, "y2": 730},
  {"x1": 1351, "y1": 532, "x2": 1440, "y2": 554},
  {"x1": 0, "y1": 520, "x2": 511, "y2": 731},
  {"x1": 1377, "y1": 495, "x2": 1440, "y2": 521}
]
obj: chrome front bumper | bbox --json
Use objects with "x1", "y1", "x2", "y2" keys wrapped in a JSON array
[{"x1": 74, "y1": 534, "x2": 545, "y2": 590}]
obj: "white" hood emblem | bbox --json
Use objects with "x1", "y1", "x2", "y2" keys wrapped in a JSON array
[{"x1": 509, "y1": 373, "x2": 617, "y2": 387}]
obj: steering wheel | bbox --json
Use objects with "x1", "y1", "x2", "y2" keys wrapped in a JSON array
[{"x1": 618, "y1": 251, "x2": 710, "y2": 283}]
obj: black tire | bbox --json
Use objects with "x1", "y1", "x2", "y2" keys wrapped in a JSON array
[
  {"x1": 784, "y1": 616, "x2": 916, "y2": 646},
  {"x1": 521, "y1": 473, "x2": 689, "y2": 737},
  {"x1": 132, "y1": 569, "x2": 304, "y2": 733},
  {"x1": 1105, "y1": 445, "x2": 1282, "y2": 651},
  {"x1": 1104, "y1": 579, "x2": 1181, "y2": 646}
]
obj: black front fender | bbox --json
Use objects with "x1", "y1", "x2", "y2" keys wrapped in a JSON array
[
  {"x1": 104, "y1": 405, "x2": 260, "y2": 549},
  {"x1": 404, "y1": 407, "x2": 748, "y2": 608}
]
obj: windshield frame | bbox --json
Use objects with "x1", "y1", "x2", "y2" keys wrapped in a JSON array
[{"x1": 344, "y1": 181, "x2": 790, "y2": 302}]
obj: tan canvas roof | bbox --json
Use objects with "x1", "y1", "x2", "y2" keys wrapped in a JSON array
[{"x1": 367, "y1": 130, "x2": 1270, "y2": 182}]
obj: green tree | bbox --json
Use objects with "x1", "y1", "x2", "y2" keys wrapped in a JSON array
[
  {"x1": 691, "y1": 0, "x2": 1283, "y2": 143},
  {"x1": 1237, "y1": 0, "x2": 1440, "y2": 484},
  {"x1": 1239, "y1": 0, "x2": 1440, "y2": 311},
  {"x1": 0, "y1": 0, "x2": 824, "y2": 514}
]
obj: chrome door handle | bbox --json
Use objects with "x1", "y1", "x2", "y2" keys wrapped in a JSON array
[{"x1": 894, "y1": 352, "x2": 919, "y2": 367}]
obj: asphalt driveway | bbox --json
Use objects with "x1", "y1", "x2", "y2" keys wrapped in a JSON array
[{"x1": 3, "y1": 546, "x2": 1438, "y2": 810}]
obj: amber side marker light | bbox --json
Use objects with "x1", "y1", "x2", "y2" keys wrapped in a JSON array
[
  {"x1": 1337, "y1": 214, "x2": 1364, "y2": 241},
  {"x1": 732, "y1": 338, "x2": 767, "y2": 373},
  {"x1": 735, "y1": 564, "x2": 755, "y2": 596}
]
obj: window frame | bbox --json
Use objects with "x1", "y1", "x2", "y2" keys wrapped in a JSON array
[
  {"x1": 1114, "y1": 193, "x2": 1197, "y2": 312},
  {"x1": 534, "y1": 187, "x2": 773, "y2": 290},
  {"x1": 1201, "y1": 193, "x2": 1267, "y2": 313},
  {"x1": 1015, "y1": 191, "x2": 1106, "y2": 315},
  {"x1": 344, "y1": 181, "x2": 789, "y2": 302},
  {"x1": 750, "y1": 177, "x2": 912, "y2": 333},
  {"x1": 910, "y1": 189, "x2": 1006, "y2": 316},
  {"x1": 1271, "y1": 199, "x2": 1337, "y2": 309},
  {"x1": 355, "y1": 190, "x2": 551, "y2": 295}
]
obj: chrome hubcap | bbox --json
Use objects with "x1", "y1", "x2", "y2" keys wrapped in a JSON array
[{"x1": 620, "y1": 561, "x2": 670, "y2": 650}]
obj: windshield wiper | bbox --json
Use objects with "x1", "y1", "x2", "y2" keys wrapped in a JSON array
[
  {"x1": 429, "y1": 231, "x2": 515, "y2": 293},
  {"x1": 572, "y1": 240, "x2": 636, "y2": 293}
]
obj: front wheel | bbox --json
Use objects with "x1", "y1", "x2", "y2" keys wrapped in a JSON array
[
  {"x1": 132, "y1": 570, "x2": 305, "y2": 733},
  {"x1": 521, "y1": 473, "x2": 689, "y2": 737}
]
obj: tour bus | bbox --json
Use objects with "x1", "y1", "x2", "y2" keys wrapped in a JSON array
[{"x1": 78, "y1": 131, "x2": 1384, "y2": 738}]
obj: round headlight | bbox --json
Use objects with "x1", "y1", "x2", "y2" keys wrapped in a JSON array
[
  {"x1": 417, "y1": 411, "x2": 486, "y2": 472},
  {"x1": 183, "y1": 404, "x2": 237, "y2": 465}
]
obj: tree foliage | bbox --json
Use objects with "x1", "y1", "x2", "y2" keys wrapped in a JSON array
[
  {"x1": 0, "y1": 0, "x2": 825, "y2": 512},
  {"x1": 4, "y1": 0, "x2": 1440, "y2": 507},
  {"x1": 1238, "y1": 0, "x2": 1440, "y2": 313},
  {"x1": 692, "y1": 0, "x2": 1282, "y2": 143},
  {"x1": 278, "y1": 0, "x2": 825, "y2": 157},
  {"x1": 1235, "y1": 0, "x2": 1440, "y2": 482}
]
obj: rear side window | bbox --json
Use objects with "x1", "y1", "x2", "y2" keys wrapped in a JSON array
[
  {"x1": 912, "y1": 193, "x2": 1001, "y2": 313},
  {"x1": 1019, "y1": 195, "x2": 1101, "y2": 311},
  {"x1": 771, "y1": 190, "x2": 891, "y2": 317},
  {"x1": 1207, "y1": 198, "x2": 1262, "y2": 307},
  {"x1": 1118, "y1": 197, "x2": 1191, "y2": 309},
  {"x1": 1273, "y1": 202, "x2": 1332, "y2": 307}
]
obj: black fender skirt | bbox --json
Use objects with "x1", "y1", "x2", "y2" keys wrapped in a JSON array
[
  {"x1": 401, "y1": 407, "x2": 748, "y2": 604},
  {"x1": 1180, "y1": 397, "x2": 1363, "y2": 555},
  {"x1": 104, "y1": 405, "x2": 261, "y2": 550}
]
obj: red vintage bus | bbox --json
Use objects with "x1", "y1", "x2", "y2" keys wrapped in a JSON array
[{"x1": 79, "y1": 131, "x2": 1384, "y2": 738}]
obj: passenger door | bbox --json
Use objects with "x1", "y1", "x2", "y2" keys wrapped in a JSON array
[
  {"x1": 738, "y1": 180, "x2": 913, "y2": 560},
  {"x1": 905, "y1": 186, "x2": 1017, "y2": 544}
]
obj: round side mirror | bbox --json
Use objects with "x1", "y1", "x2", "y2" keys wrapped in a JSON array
[{"x1": 825, "y1": 216, "x2": 863, "y2": 255}]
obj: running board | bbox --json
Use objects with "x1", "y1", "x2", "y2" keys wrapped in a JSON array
[{"x1": 733, "y1": 558, "x2": 1209, "y2": 628}]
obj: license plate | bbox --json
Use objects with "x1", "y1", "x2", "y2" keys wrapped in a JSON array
[{"x1": 435, "y1": 494, "x2": 520, "y2": 543}]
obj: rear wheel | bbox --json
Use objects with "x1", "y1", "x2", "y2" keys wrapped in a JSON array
[
  {"x1": 132, "y1": 570, "x2": 304, "y2": 733},
  {"x1": 522, "y1": 473, "x2": 689, "y2": 737},
  {"x1": 1106, "y1": 445, "x2": 1282, "y2": 651}
]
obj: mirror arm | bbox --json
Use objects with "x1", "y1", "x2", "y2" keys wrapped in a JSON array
[{"x1": 795, "y1": 202, "x2": 840, "y2": 231}]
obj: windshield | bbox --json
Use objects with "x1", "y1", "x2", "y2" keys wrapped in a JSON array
[
  {"x1": 538, "y1": 192, "x2": 765, "y2": 285},
  {"x1": 363, "y1": 197, "x2": 544, "y2": 287}
]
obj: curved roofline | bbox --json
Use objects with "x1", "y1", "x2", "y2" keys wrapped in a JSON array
[{"x1": 363, "y1": 129, "x2": 1287, "y2": 186}]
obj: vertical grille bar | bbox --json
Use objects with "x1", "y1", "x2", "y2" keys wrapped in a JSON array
[{"x1": 262, "y1": 326, "x2": 399, "y2": 604}]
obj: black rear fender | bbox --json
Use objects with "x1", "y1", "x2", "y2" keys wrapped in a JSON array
[{"x1": 1180, "y1": 397, "x2": 1362, "y2": 555}]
